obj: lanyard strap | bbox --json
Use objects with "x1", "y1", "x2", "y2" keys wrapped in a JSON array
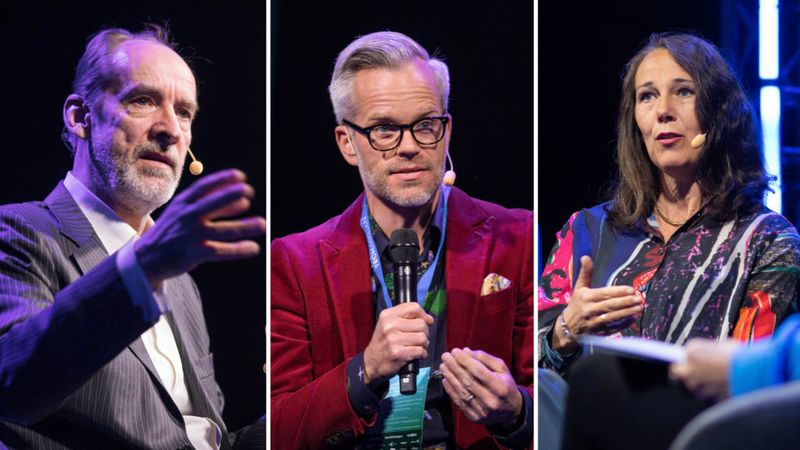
[{"x1": 360, "y1": 185, "x2": 451, "y2": 309}]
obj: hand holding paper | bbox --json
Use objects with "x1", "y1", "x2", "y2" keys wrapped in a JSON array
[
  {"x1": 362, "y1": 302, "x2": 433, "y2": 387},
  {"x1": 669, "y1": 338, "x2": 738, "y2": 402}
]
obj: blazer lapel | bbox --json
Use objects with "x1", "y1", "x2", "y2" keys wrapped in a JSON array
[
  {"x1": 319, "y1": 190, "x2": 495, "y2": 356},
  {"x1": 44, "y1": 181, "x2": 164, "y2": 402},
  {"x1": 45, "y1": 182, "x2": 109, "y2": 275},
  {"x1": 164, "y1": 277, "x2": 231, "y2": 448},
  {"x1": 126, "y1": 337, "x2": 170, "y2": 402},
  {"x1": 321, "y1": 195, "x2": 375, "y2": 359},
  {"x1": 445, "y1": 189, "x2": 493, "y2": 351}
]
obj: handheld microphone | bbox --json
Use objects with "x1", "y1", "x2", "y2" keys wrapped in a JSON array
[
  {"x1": 187, "y1": 148, "x2": 204, "y2": 175},
  {"x1": 690, "y1": 133, "x2": 707, "y2": 149},
  {"x1": 389, "y1": 228, "x2": 420, "y2": 395},
  {"x1": 443, "y1": 151, "x2": 456, "y2": 186}
]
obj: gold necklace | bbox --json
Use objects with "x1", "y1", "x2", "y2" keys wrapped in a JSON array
[{"x1": 654, "y1": 203, "x2": 687, "y2": 227}]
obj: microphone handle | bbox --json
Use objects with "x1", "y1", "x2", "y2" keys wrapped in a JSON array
[{"x1": 395, "y1": 262, "x2": 419, "y2": 395}]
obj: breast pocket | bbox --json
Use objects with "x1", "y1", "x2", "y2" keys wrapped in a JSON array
[
  {"x1": 480, "y1": 287, "x2": 515, "y2": 316},
  {"x1": 194, "y1": 352, "x2": 216, "y2": 380}
]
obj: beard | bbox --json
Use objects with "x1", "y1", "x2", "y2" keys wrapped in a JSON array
[
  {"x1": 355, "y1": 149, "x2": 444, "y2": 208},
  {"x1": 90, "y1": 136, "x2": 183, "y2": 213}
]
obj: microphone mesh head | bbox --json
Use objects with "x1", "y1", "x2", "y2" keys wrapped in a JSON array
[{"x1": 389, "y1": 229, "x2": 419, "y2": 263}]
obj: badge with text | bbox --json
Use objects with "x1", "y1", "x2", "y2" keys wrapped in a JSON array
[{"x1": 362, "y1": 367, "x2": 430, "y2": 449}]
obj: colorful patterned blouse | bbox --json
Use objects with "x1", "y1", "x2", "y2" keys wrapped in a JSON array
[{"x1": 538, "y1": 202, "x2": 800, "y2": 372}]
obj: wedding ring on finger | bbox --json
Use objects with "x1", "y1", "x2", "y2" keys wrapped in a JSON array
[
  {"x1": 464, "y1": 394, "x2": 475, "y2": 403},
  {"x1": 600, "y1": 313, "x2": 608, "y2": 323}
]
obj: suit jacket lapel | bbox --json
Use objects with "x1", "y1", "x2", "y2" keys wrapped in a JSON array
[
  {"x1": 321, "y1": 194, "x2": 375, "y2": 359},
  {"x1": 445, "y1": 188, "x2": 493, "y2": 351},
  {"x1": 320, "y1": 190, "x2": 494, "y2": 357},
  {"x1": 45, "y1": 182, "x2": 109, "y2": 275},
  {"x1": 44, "y1": 181, "x2": 165, "y2": 402},
  {"x1": 165, "y1": 308, "x2": 231, "y2": 450},
  {"x1": 164, "y1": 279, "x2": 216, "y2": 410}
]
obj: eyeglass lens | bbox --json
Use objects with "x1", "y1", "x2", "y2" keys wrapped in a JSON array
[{"x1": 370, "y1": 118, "x2": 445, "y2": 150}]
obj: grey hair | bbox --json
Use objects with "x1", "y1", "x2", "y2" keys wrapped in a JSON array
[
  {"x1": 62, "y1": 24, "x2": 185, "y2": 156},
  {"x1": 328, "y1": 31, "x2": 450, "y2": 123}
]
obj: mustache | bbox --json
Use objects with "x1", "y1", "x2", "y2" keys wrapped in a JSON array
[
  {"x1": 384, "y1": 161, "x2": 435, "y2": 174},
  {"x1": 133, "y1": 142, "x2": 180, "y2": 168},
  {"x1": 133, "y1": 142, "x2": 178, "y2": 157}
]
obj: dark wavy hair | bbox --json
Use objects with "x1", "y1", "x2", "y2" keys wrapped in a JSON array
[{"x1": 607, "y1": 32, "x2": 771, "y2": 229}]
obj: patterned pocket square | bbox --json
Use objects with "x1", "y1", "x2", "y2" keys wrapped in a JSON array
[{"x1": 481, "y1": 273, "x2": 512, "y2": 296}]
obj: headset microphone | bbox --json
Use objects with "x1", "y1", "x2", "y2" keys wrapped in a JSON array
[
  {"x1": 443, "y1": 151, "x2": 456, "y2": 186},
  {"x1": 187, "y1": 148, "x2": 204, "y2": 175},
  {"x1": 690, "y1": 133, "x2": 707, "y2": 149}
]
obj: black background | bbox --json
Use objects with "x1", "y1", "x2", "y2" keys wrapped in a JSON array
[
  {"x1": 0, "y1": 1, "x2": 266, "y2": 431},
  {"x1": 271, "y1": 0, "x2": 534, "y2": 240},
  {"x1": 0, "y1": 0, "x2": 741, "y2": 436},
  {"x1": 538, "y1": 1, "x2": 726, "y2": 266}
]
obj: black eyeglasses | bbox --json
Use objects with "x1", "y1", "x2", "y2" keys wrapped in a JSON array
[{"x1": 342, "y1": 116, "x2": 449, "y2": 152}]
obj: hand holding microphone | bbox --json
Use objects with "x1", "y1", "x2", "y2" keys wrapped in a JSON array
[
  {"x1": 390, "y1": 229, "x2": 421, "y2": 394},
  {"x1": 362, "y1": 229, "x2": 433, "y2": 393}
]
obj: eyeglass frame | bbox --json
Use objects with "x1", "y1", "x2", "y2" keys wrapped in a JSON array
[{"x1": 341, "y1": 115, "x2": 450, "y2": 152}]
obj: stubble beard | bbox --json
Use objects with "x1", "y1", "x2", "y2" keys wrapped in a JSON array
[
  {"x1": 355, "y1": 148, "x2": 444, "y2": 209},
  {"x1": 91, "y1": 137, "x2": 183, "y2": 214}
]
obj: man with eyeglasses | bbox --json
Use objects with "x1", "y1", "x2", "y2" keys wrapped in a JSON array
[{"x1": 271, "y1": 31, "x2": 532, "y2": 449}]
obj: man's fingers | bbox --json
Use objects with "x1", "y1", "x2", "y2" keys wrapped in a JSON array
[
  {"x1": 442, "y1": 349, "x2": 505, "y2": 404},
  {"x1": 440, "y1": 363, "x2": 472, "y2": 404},
  {"x1": 387, "y1": 329, "x2": 429, "y2": 349},
  {"x1": 574, "y1": 255, "x2": 594, "y2": 290},
  {"x1": 398, "y1": 317, "x2": 432, "y2": 334},
  {"x1": 205, "y1": 217, "x2": 267, "y2": 241},
  {"x1": 190, "y1": 183, "x2": 255, "y2": 218},
  {"x1": 467, "y1": 348, "x2": 508, "y2": 374},
  {"x1": 451, "y1": 349, "x2": 493, "y2": 382},
  {"x1": 180, "y1": 169, "x2": 247, "y2": 203},
  {"x1": 204, "y1": 197, "x2": 253, "y2": 221},
  {"x1": 441, "y1": 377, "x2": 457, "y2": 398},
  {"x1": 451, "y1": 348, "x2": 511, "y2": 400},
  {"x1": 442, "y1": 378, "x2": 485, "y2": 421},
  {"x1": 441, "y1": 359, "x2": 492, "y2": 422},
  {"x1": 388, "y1": 302, "x2": 435, "y2": 325},
  {"x1": 203, "y1": 240, "x2": 261, "y2": 260},
  {"x1": 441, "y1": 352, "x2": 474, "y2": 395}
]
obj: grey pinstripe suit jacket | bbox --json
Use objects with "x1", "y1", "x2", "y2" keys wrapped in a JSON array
[{"x1": 0, "y1": 183, "x2": 231, "y2": 449}]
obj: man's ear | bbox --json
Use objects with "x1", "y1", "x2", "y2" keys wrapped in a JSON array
[
  {"x1": 335, "y1": 125, "x2": 359, "y2": 167},
  {"x1": 63, "y1": 94, "x2": 91, "y2": 140}
]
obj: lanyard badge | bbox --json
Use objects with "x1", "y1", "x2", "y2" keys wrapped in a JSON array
[{"x1": 358, "y1": 185, "x2": 451, "y2": 449}]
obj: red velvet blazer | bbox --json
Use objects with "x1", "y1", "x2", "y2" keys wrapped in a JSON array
[{"x1": 271, "y1": 188, "x2": 533, "y2": 449}]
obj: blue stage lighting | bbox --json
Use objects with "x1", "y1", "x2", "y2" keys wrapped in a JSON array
[{"x1": 761, "y1": 86, "x2": 782, "y2": 212}]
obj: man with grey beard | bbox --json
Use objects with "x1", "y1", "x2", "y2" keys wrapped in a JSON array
[
  {"x1": 0, "y1": 26, "x2": 265, "y2": 449},
  {"x1": 271, "y1": 31, "x2": 533, "y2": 449}
]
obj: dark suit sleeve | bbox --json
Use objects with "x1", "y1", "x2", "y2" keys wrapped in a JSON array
[
  {"x1": 270, "y1": 238, "x2": 375, "y2": 450},
  {"x1": 0, "y1": 209, "x2": 158, "y2": 425}
]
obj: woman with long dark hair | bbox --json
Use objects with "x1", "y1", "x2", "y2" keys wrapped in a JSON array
[{"x1": 538, "y1": 32, "x2": 800, "y2": 450}]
